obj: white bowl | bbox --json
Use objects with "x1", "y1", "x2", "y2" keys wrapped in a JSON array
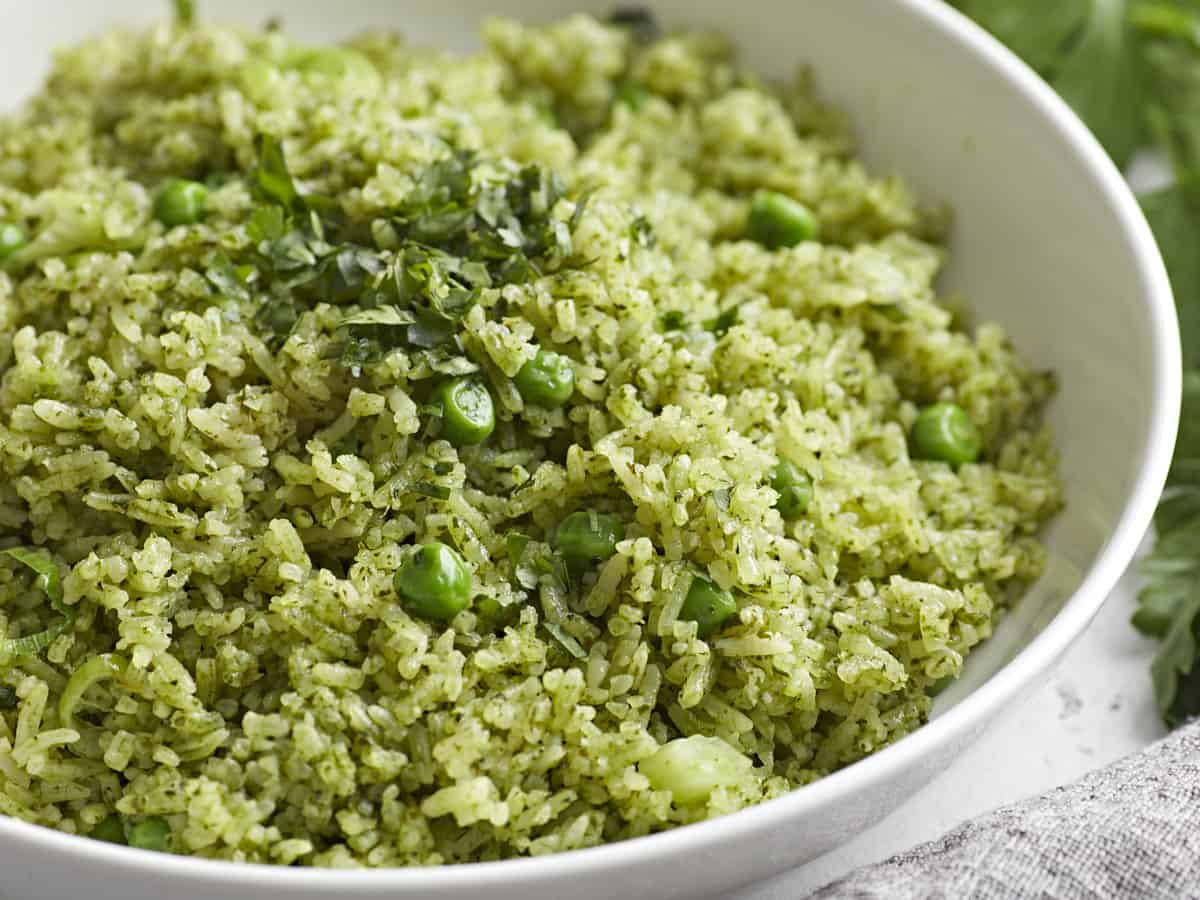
[{"x1": 0, "y1": 1, "x2": 1180, "y2": 898}]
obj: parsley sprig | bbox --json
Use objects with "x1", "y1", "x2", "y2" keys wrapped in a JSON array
[{"x1": 952, "y1": 0, "x2": 1200, "y2": 725}]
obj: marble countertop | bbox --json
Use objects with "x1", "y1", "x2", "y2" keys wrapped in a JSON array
[{"x1": 734, "y1": 543, "x2": 1166, "y2": 898}]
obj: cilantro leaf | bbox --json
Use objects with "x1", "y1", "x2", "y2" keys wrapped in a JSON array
[
  {"x1": 408, "y1": 482, "x2": 452, "y2": 501},
  {"x1": 253, "y1": 135, "x2": 302, "y2": 211},
  {"x1": 255, "y1": 297, "x2": 300, "y2": 343},
  {"x1": 236, "y1": 139, "x2": 588, "y2": 383},
  {"x1": 247, "y1": 205, "x2": 288, "y2": 244},
  {"x1": 543, "y1": 621, "x2": 588, "y2": 660},
  {"x1": 1, "y1": 548, "x2": 73, "y2": 661},
  {"x1": 326, "y1": 247, "x2": 388, "y2": 303},
  {"x1": 339, "y1": 307, "x2": 417, "y2": 328},
  {"x1": 205, "y1": 252, "x2": 250, "y2": 301},
  {"x1": 406, "y1": 309, "x2": 458, "y2": 348}
]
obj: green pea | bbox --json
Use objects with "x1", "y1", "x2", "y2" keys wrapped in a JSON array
[
  {"x1": 911, "y1": 402, "x2": 982, "y2": 466},
  {"x1": 154, "y1": 179, "x2": 208, "y2": 227},
  {"x1": 679, "y1": 576, "x2": 737, "y2": 639},
  {"x1": 127, "y1": 817, "x2": 171, "y2": 852},
  {"x1": 395, "y1": 542, "x2": 472, "y2": 621},
  {"x1": 436, "y1": 378, "x2": 495, "y2": 446},
  {"x1": 553, "y1": 511, "x2": 625, "y2": 570},
  {"x1": 90, "y1": 814, "x2": 127, "y2": 845},
  {"x1": 0, "y1": 222, "x2": 28, "y2": 261},
  {"x1": 514, "y1": 349, "x2": 576, "y2": 409},
  {"x1": 772, "y1": 459, "x2": 813, "y2": 520},
  {"x1": 746, "y1": 190, "x2": 819, "y2": 249}
]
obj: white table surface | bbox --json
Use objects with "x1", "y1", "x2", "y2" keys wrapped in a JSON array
[{"x1": 733, "y1": 540, "x2": 1166, "y2": 899}]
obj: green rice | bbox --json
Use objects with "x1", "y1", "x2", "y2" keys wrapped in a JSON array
[{"x1": 0, "y1": 11, "x2": 1061, "y2": 865}]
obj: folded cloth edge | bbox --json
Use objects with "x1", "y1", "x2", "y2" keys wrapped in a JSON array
[{"x1": 806, "y1": 720, "x2": 1200, "y2": 900}]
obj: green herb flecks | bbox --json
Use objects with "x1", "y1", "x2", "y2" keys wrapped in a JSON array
[{"x1": 238, "y1": 136, "x2": 588, "y2": 374}]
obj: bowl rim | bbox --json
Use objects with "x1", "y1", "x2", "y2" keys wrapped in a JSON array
[{"x1": 0, "y1": 0, "x2": 1181, "y2": 890}]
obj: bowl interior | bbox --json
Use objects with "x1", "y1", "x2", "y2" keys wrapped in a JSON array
[{"x1": 0, "y1": 1, "x2": 1177, "y2": 898}]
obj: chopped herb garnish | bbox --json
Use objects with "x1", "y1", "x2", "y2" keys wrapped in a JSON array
[
  {"x1": 331, "y1": 432, "x2": 360, "y2": 457},
  {"x1": 339, "y1": 308, "x2": 417, "y2": 328},
  {"x1": 334, "y1": 336, "x2": 377, "y2": 374},
  {"x1": 707, "y1": 307, "x2": 739, "y2": 336},
  {"x1": 327, "y1": 247, "x2": 388, "y2": 303},
  {"x1": 256, "y1": 297, "x2": 300, "y2": 343},
  {"x1": 247, "y1": 205, "x2": 288, "y2": 245},
  {"x1": 543, "y1": 621, "x2": 588, "y2": 660},
  {"x1": 422, "y1": 350, "x2": 481, "y2": 376},
  {"x1": 205, "y1": 252, "x2": 250, "y2": 301},
  {"x1": 233, "y1": 135, "x2": 589, "y2": 380},
  {"x1": 630, "y1": 212, "x2": 656, "y2": 248},
  {"x1": 661, "y1": 310, "x2": 686, "y2": 331},
  {"x1": 404, "y1": 308, "x2": 458, "y2": 349},
  {"x1": 409, "y1": 482, "x2": 452, "y2": 501},
  {"x1": 1, "y1": 548, "x2": 73, "y2": 662},
  {"x1": 331, "y1": 306, "x2": 421, "y2": 372},
  {"x1": 253, "y1": 135, "x2": 303, "y2": 212},
  {"x1": 506, "y1": 532, "x2": 531, "y2": 565}
]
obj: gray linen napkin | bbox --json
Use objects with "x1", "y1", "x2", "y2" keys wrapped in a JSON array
[{"x1": 807, "y1": 720, "x2": 1200, "y2": 899}]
